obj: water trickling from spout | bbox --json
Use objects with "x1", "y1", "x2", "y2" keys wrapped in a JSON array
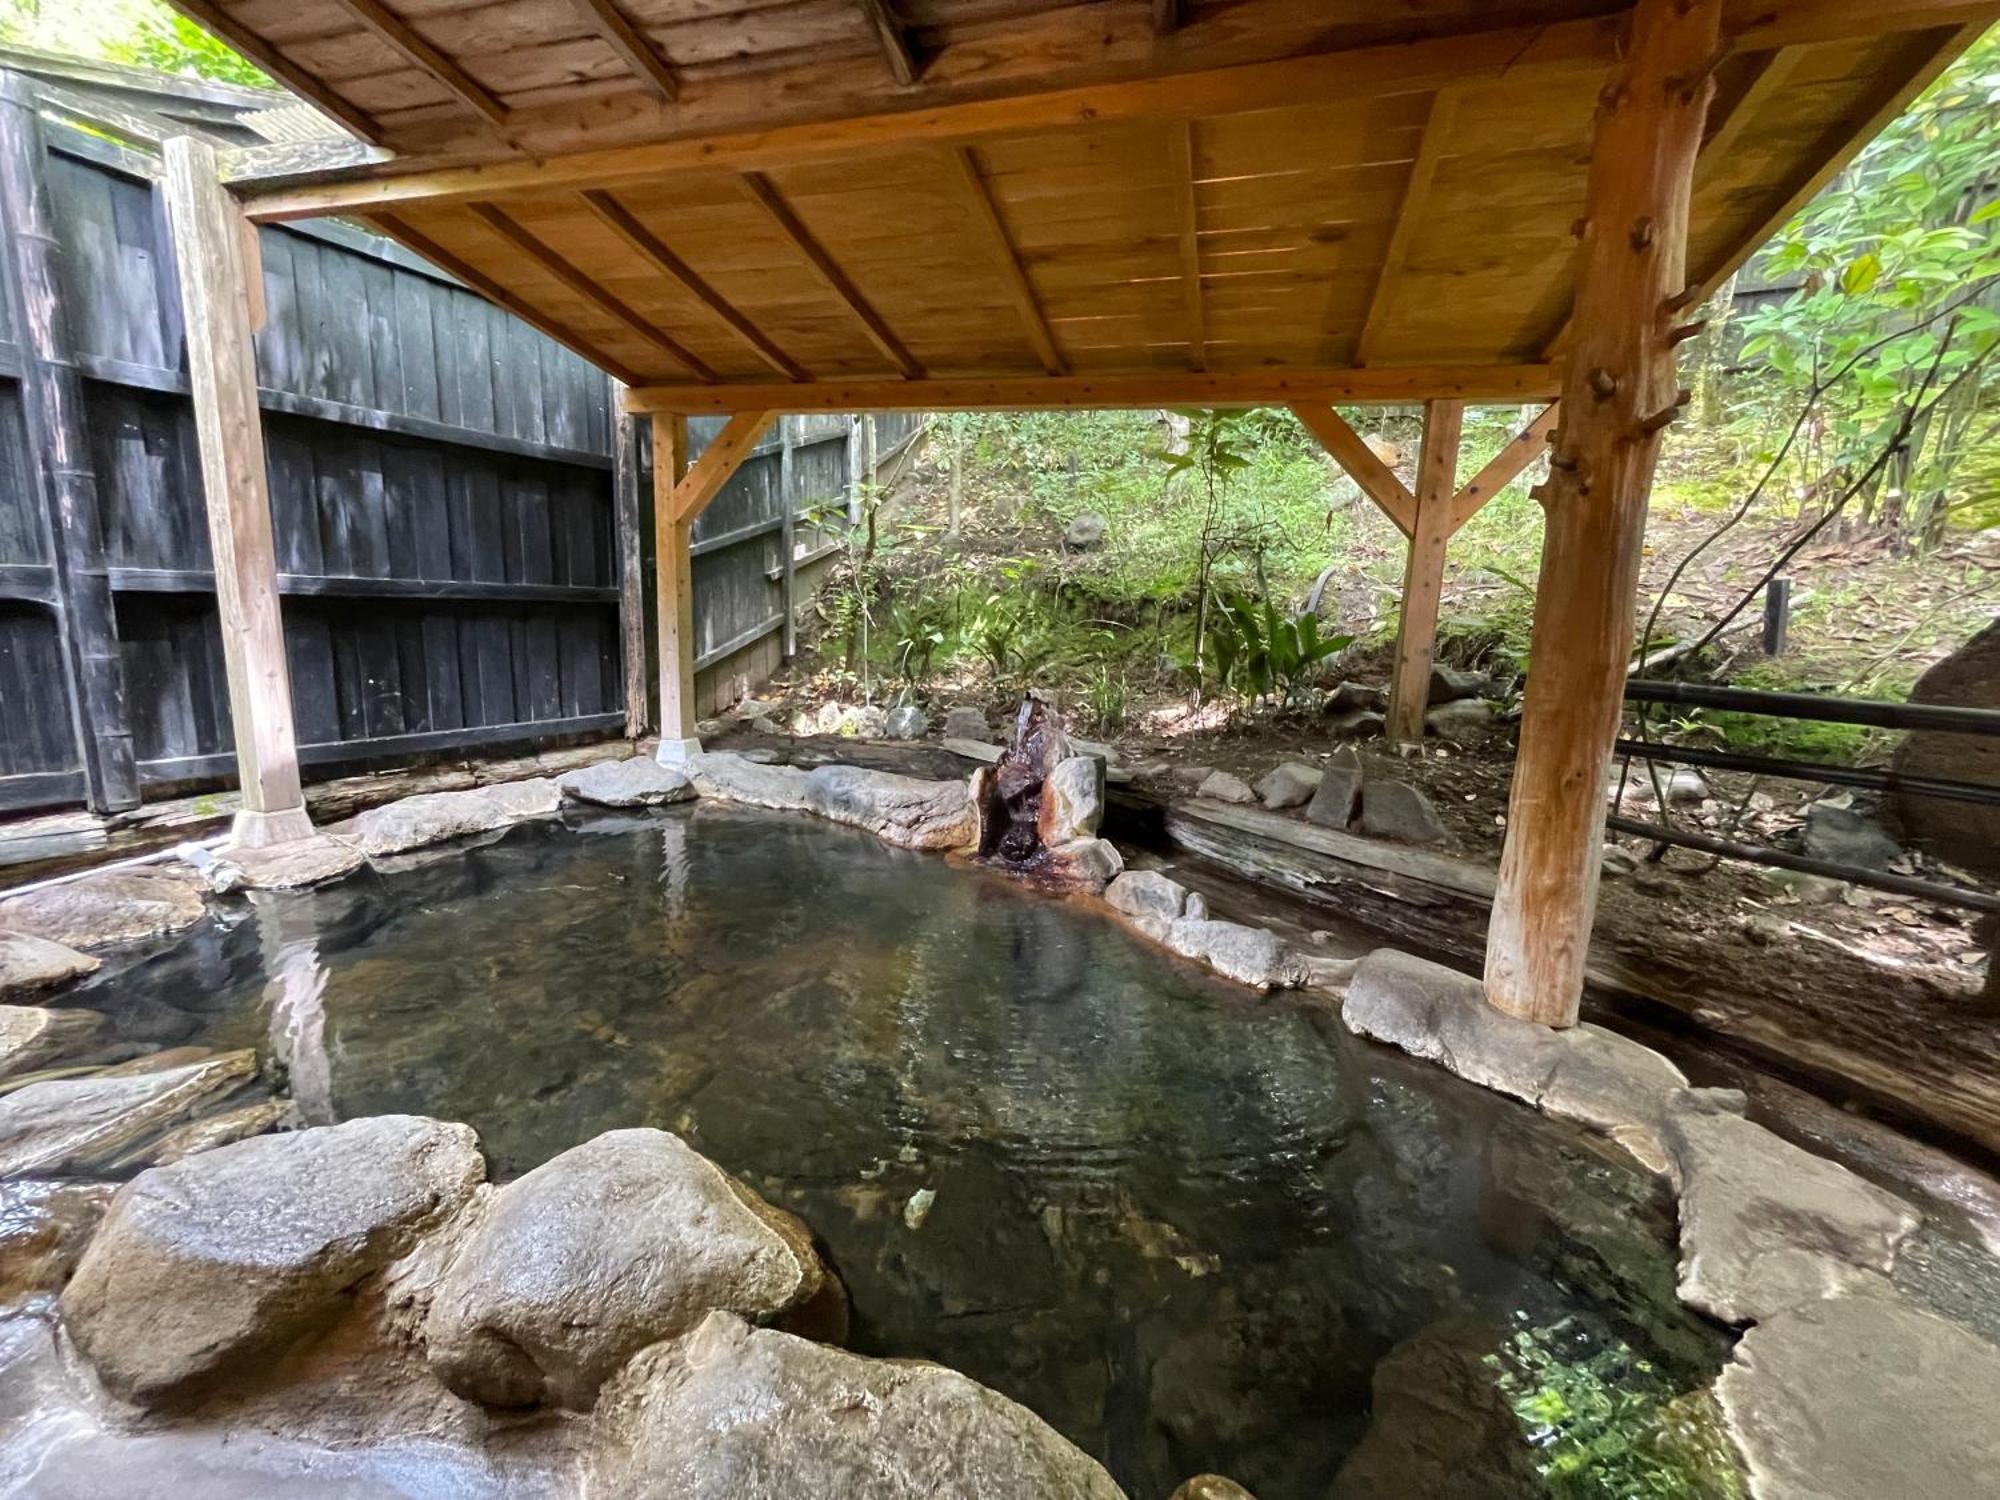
[{"x1": 977, "y1": 694, "x2": 1074, "y2": 867}]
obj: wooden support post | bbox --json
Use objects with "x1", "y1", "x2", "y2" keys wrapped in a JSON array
[
  {"x1": 161, "y1": 135, "x2": 312, "y2": 848},
  {"x1": 650, "y1": 412, "x2": 695, "y2": 759},
  {"x1": 1386, "y1": 399, "x2": 1461, "y2": 744},
  {"x1": 0, "y1": 77, "x2": 138, "y2": 813},
  {"x1": 778, "y1": 417, "x2": 798, "y2": 658},
  {"x1": 1485, "y1": 0, "x2": 1720, "y2": 1027},
  {"x1": 612, "y1": 388, "x2": 647, "y2": 737}
]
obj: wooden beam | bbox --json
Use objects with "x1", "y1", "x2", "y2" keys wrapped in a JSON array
[
  {"x1": 1170, "y1": 120, "x2": 1206, "y2": 370},
  {"x1": 579, "y1": 189, "x2": 807, "y2": 380},
  {"x1": 467, "y1": 202, "x2": 718, "y2": 380},
  {"x1": 160, "y1": 0, "x2": 386, "y2": 144},
  {"x1": 324, "y1": 0, "x2": 509, "y2": 126},
  {"x1": 1446, "y1": 402, "x2": 1559, "y2": 534},
  {"x1": 627, "y1": 364, "x2": 1560, "y2": 415},
  {"x1": 1487, "y1": 0, "x2": 1722, "y2": 1028},
  {"x1": 739, "y1": 171, "x2": 923, "y2": 379},
  {"x1": 567, "y1": 0, "x2": 679, "y2": 102},
  {"x1": 942, "y1": 145, "x2": 1065, "y2": 375},
  {"x1": 670, "y1": 411, "x2": 776, "y2": 524},
  {"x1": 856, "y1": 0, "x2": 920, "y2": 86},
  {"x1": 1288, "y1": 403, "x2": 1416, "y2": 536},
  {"x1": 612, "y1": 390, "x2": 647, "y2": 738},
  {"x1": 1353, "y1": 87, "x2": 1456, "y2": 368},
  {"x1": 652, "y1": 413, "x2": 695, "y2": 746},
  {"x1": 1387, "y1": 399, "x2": 1461, "y2": 743},
  {"x1": 1698, "y1": 46, "x2": 1804, "y2": 169},
  {"x1": 1152, "y1": 0, "x2": 1185, "y2": 34},
  {"x1": 161, "y1": 136, "x2": 313, "y2": 847}
]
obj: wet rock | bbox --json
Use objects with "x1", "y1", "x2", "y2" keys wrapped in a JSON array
[
  {"x1": 1305, "y1": 750, "x2": 1362, "y2": 829},
  {"x1": 1328, "y1": 709, "x2": 1386, "y2": 740},
  {"x1": 146, "y1": 1098, "x2": 293, "y2": 1165},
  {"x1": 942, "y1": 706, "x2": 992, "y2": 742},
  {"x1": 197, "y1": 834, "x2": 367, "y2": 893},
  {"x1": 1717, "y1": 1292, "x2": 2000, "y2": 1500},
  {"x1": 1893, "y1": 619, "x2": 2000, "y2": 877},
  {"x1": 1063, "y1": 511, "x2": 1108, "y2": 550},
  {"x1": 347, "y1": 779, "x2": 562, "y2": 857},
  {"x1": 1254, "y1": 762, "x2": 1322, "y2": 810},
  {"x1": 1662, "y1": 1090, "x2": 1918, "y2": 1323},
  {"x1": 1043, "y1": 837, "x2": 1124, "y2": 893},
  {"x1": 558, "y1": 757, "x2": 695, "y2": 809},
  {"x1": 1424, "y1": 699, "x2": 1493, "y2": 735},
  {"x1": 1344, "y1": 950, "x2": 1690, "y2": 1172},
  {"x1": 689, "y1": 753, "x2": 811, "y2": 812},
  {"x1": 0, "y1": 931, "x2": 98, "y2": 997},
  {"x1": 1426, "y1": 665, "x2": 1491, "y2": 705},
  {"x1": 0, "y1": 868, "x2": 206, "y2": 950},
  {"x1": 885, "y1": 705, "x2": 929, "y2": 740},
  {"x1": 1171, "y1": 1478, "x2": 1258, "y2": 1500},
  {"x1": 0, "y1": 1051, "x2": 257, "y2": 1177},
  {"x1": 1105, "y1": 870, "x2": 1193, "y2": 940},
  {"x1": 1194, "y1": 771, "x2": 1255, "y2": 805},
  {"x1": 1166, "y1": 918, "x2": 1288, "y2": 991},
  {"x1": 1040, "y1": 756, "x2": 1104, "y2": 844},
  {"x1": 1801, "y1": 803, "x2": 1901, "y2": 872},
  {"x1": 426, "y1": 1129, "x2": 830, "y2": 1410},
  {"x1": 0, "y1": 1004, "x2": 107, "y2": 1079},
  {"x1": 1326, "y1": 681, "x2": 1385, "y2": 715},
  {"x1": 62, "y1": 1114, "x2": 483, "y2": 1404},
  {"x1": 0, "y1": 1178, "x2": 116, "y2": 1300},
  {"x1": 842, "y1": 705, "x2": 889, "y2": 739},
  {"x1": 596, "y1": 1312, "x2": 1125, "y2": 1499},
  {"x1": 1357, "y1": 780, "x2": 1445, "y2": 843},
  {"x1": 804, "y1": 765, "x2": 978, "y2": 851}
]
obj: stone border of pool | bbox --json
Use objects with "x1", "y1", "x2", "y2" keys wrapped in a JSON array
[{"x1": 0, "y1": 749, "x2": 1997, "y2": 1498}]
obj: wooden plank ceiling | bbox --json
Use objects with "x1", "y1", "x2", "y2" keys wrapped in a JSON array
[{"x1": 202, "y1": 0, "x2": 1998, "y2": 409}]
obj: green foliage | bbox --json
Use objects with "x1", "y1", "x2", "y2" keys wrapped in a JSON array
[
  {"x1": 0, "y1": 0, "x2": 271, "y2": 87},
  {"x1": 1208, "y1": 593, "x2": 1353, "y2": 707}
]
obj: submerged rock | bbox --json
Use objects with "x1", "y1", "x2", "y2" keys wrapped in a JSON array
[
  {"x1": 0, "y1": 931, "x2": 98, "y2": 997},
  {"x1": 1717, "y1": 1292, "x2": 2000, "y2": 1500},
  {"x1": 595, "y1": 1312, "x2": 1126, "y2": 1499},
  {"x1": 1254, "y1": 763, "x2": 1322, "y2": 810},
  {"x1": 348, "y1": 779, "x2": 562, "y2": 857},
  {"x1": 805, "y1": 766, "x2": 978, "y2": 851},
  {"x1": 1194, "y1": 771, "x2": 1255, "y2": 805},
  {"x1": 0, "y1": 1004, "x2": 107, "y2": 1079},
  {"x1": 62, "y1": 1114, "x2": 484, "y2": 1404},
  {"x1": 0, "y1": 868, "x2": 206, "y2": 950},
  {"x1": 689, "y1": 753, "x2": 811, "y2": 812},
  {"x1": 1662, "y1": 1090, "x2": 1918, "y2": 1324},
  {"x1": 144, "y1": 1097, "x2": 293, "y2": 1166},
  {"x1": 197, "y1": 834, "x2": 367, "y2": 893},
  {"x1": 558, "y1": 757, "x2": 695, "y2": 809},
  {"x1": 0, "y1": 1178, "x2": 116, "y2": 1300},
  {"x1": 0, "y1": 1051, "x2": 257, "y2": 1177},
  {"x1": 1357, "y1": 781, "x2": 1445, "y2": 843}
]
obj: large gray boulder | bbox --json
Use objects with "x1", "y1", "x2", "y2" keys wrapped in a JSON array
[
  {"x1": 347, "y1": 779, "x2": 561, "y2": 857},
  {"x1": 425, "y1": 1129, "x2": 833, "y2": 1409},
  {"x1": 1717, "y1": 1292, "x2": 2000, "y2": 1500},
  {"x1": 0, "y1": 869, "x2": 206, "y2": 949},
  {"x1": 1662, "y1": 1090, "x2": 1918, "y2": 1323},
  {"x1": 0, "y1": 931, "x2": 98, "y2": 997},
  {"x1": 197, "y1": 834, "x2": 367, "y2": 894},
  {"x1": 62, "y1": 1115, "x2": 484, "y2": 1404},
  {"x1": 0, "y1": 1004, "x2": 107, "y2": 1080},
  {"x1": 595, "y1": 1312, "x2": 1126, "y2": 1499},
  {"x1": 558, "y1": 757, "x2": 695, "y2": 809},
  {"x1": 689, "y1": 753, "x2": 811, "y2": 812},
  {"x1": 804, "y1": 766, "x2": 978, "y2": 851},
  {"x1": 0, "y1": 1051, "x2": 256, "y2": 1177}
]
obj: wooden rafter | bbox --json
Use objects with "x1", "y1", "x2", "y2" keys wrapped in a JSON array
[
  {"x1": 942, "y1": 145, "x2": 1064, "y2": 375},
  {"x1": 579, "y1": 189, "x2": 807, "y2": 380},
  {"x1": 160, "y1": 0, "x2": 385, "y2": 143},
  {"x1": 324, "y1": 0, "x2": 508, "y2": 126},
  {"x1": 372, "y1": 212, "x2": 644, "y2": 385},
  {"x1": 1152, "y1": 0, "x2": 1185, "y2": 33},
  {"x1": 1289, "y1": 403, "x2": 1416, "y2": 536},
  {"x1": 1170, "y1": 120, "x2": 1205, "y2": 370},
  {"x1": 566, "y1": 0, "x2": 678, "y2": 102},
  {"x1": 670, "y1": 411, "x2": 776, "y2": 523},
  {"x1": 466, "y1": 203, "x2": 718, "y2": 380},
  {"x1": 1446, "y1": 403, "x2": 1559, "y2": 534},
  {"x1": 1698, "y1": 46, "x2": 1804, "y2": 169},
  {"x1": 856, "y1": 0, "x2": 920, "y2": 86},
  {"x1": 1352, "y1": 87, "x2": 1456, "y2": 367},
  {"x1": 739, "y1": 171, "x2": 923, "y2": 379}
]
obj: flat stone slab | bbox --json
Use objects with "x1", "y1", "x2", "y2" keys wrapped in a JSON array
[
  {"x1": 200, "y1": 835, "x2": 367, "y2": 894},
  {"x1": 0, "y1": 1004, "x2": 108, "y2": 1080},
  {"x1": 0, "y1": 932, "x2": 98, "y2": 998},
  {"x1": 1194, "y1": 771, "x2": 1255, "y2": 805},
  {"x1": 558, "y1": 757, "x2": 695, "y2": 809},
  {"x1": 597, "y1": 1312, "x2": 1125, "y2": 1500},
  {"x1": 1718, "y1": 1292, "x2": 2000, "y2": 1500},
  {"x1": 802, "y1": 765, "x2": 977, "y2": 851},
  {"x1": 1663, "y1": 1091, "x2": 1918, "y2": 1323},
  {"x1": 426, "y1": 1129, "x2": 831, "y2": 1409},
  {"x1": 347, "y1": 779, "x2": 562, "y2": 858},
  {"x1": 689, "y1": 753, "x2": 811, "y2": 812},
  {"x1": 0, "y1": 1051, "x2": 257, "y2": 1177},
  {"x1": 1254, "y1": 762, "x2": 1322, "y2": 810},
  {"x1": 1344, "y1": 949, "x2": 1689, "y2": 1172},
  {"x1": 0, "y1": 869, "x2": 207, "y2": 950},
  {"x1": 63, "y1": 1114, "x2": 484, "y2": 1404}
]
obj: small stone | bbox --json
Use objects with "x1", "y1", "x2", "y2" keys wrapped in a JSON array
[
  {"x1": 841, "y1": 705, "x2": 889, "y2": 739},
  {"x1": 1665, "y1": 768, "x2": 1710, "y2": 805},
  {"x1": 1802, "y1": 803, "x2": 1902, "y2": 872},
  {"x1": 903, "y1": 1186, "x2": 936, "y2": 1230},
  {"x1": 1424, "y1": 699, "x2": 1493, "y2": 734},
  {"x1": 1325, "y1": 681, "x2": 1385, "y2": 714},
  {"x1": 1357, "y1": 780, "x2": 1446, "y2": 843},
  {"x1": 1171, "y1": 1477, "x2": 1259, "y2": 1500},
  {"x1": 347, "y1": 779, "x2": 562, "y2": 857},
  {"x1": 1600, "y1": 845, "x2": 1641, "y2": 878},
  {"x1": 1063, "y1": 511, "x2": 1108, "y2": 550},
  {"x1": 1254, "y1": 762, "x2": 1323, "y2": 810},
  {"x1": 0, "y1": 1004, "x2": 108, "y2": 1080},
  {"x1": 688, "y1": 753, "x2": 812, "y2": 811},
  {"x1": 884, "y1": 705, "x2": 929, "y2": 740},
  {"x1": 1195, "y1": 771, "x2": 1256, "y2": 805},
  {"x1": 0, "y1": 869, "x2": 206, "y2": 950},
  {"x1": 1040, "y1": 756, "x2": 1104, "y2": 844},
  {"x1": 0, "y1": 931, "x2": 99, "y2": 998},
  {"x1": 198, "y1": 834, "x2": 367, "y2": 893},
  {"x1": 559, "y1": 757, "x2": 696, "y2": 808},
  {"x1": 1757, "y1": 867, "x2": 1847, "y2": 904},
  {"x1": 1305, "y1": 751, "x2": 1363, "y2": 830},
  {"x1": 1328, "y1": 709, "x2": 1387, "y2": 740},
  {"x1": 942, "y1": 706, "x2": 993, "y2": 742},
  {"x1": 0, "y1": 1052, "x2": 258, "y2": 1177},
  {"x1": 1427, "y1": 664, "x2": 1491, "y2": 704},
  {"x1": 813, "y1": 702, "x2": 847, "y2": 735},
  {"x1": 804, "y1": 765, "x2": 978, "y2": 851}
]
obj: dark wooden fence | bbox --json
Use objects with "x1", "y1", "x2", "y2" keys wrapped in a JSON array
[{"x1": 0, "y1": 62, "x2": 908, "y2": 817}]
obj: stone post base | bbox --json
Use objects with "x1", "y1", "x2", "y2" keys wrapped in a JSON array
[
  {"x1": 655, "y1": 737, "x2": 704, "y2": 768},
  {"x1": 228, "y1": 805, "x2": 316, "y2": 850}
]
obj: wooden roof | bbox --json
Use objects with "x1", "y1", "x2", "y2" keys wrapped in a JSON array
[{"x1": 204, "y1": 0, "x2": 1997, "y2": 410}]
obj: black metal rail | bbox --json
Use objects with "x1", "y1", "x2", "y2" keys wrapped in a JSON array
[
  {"x1": 1612, "y1": 738, "x2": 2000, "y2": 809},
  {"x1": 1623, "y1": 678, "x2": 2000, "y2": 737}
]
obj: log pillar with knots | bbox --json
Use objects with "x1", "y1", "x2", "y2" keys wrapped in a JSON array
[
  {"x1": 650, "y1": 411, "x2": 775, "y2": 763},
  {"x1": 161, "y1": 135, "x2": 315, "y2": 849},
  {"x1": 1484, "y1": 0, "x2": 1721, "y2": 1027}
]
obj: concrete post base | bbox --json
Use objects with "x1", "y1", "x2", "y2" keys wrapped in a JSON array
[
  {"x1": 228, "y1": 805, "x2": 316, "y2": 849},
  {"x1": 655, "y1": 737, "x2": 704, "y2": 768}
]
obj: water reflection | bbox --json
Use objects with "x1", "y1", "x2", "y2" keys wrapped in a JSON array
[{"x1": 70, "y1": 807, "x2": 1735, "y2": 1499}]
